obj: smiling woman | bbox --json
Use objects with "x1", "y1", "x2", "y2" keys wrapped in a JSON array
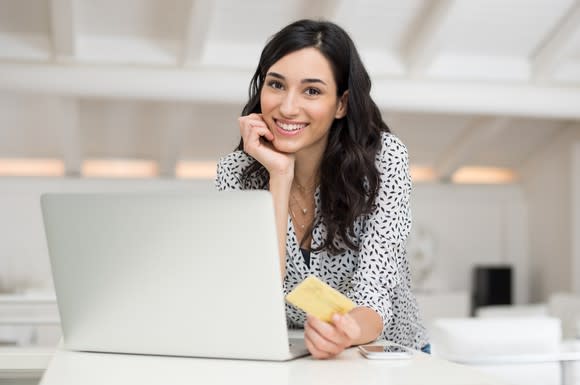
[
  {"x1": 260, "y1": 48, "x2": 347, "y2": 157},
  {"x1": 215, "y1": 19, "x2": 429, "y2": 359}
]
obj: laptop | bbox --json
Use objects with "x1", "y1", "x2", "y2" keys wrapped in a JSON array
[{"x1": 41, "y1": 191, "x2": 309, "y2": 361}]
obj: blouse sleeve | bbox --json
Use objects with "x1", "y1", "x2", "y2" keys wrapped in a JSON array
[
  {"x1": 346, "y1": 134, "x2": 412, "y2": 332},
  {"x1": 214, "y1": 152, "x2": 249, "y2": 191}
]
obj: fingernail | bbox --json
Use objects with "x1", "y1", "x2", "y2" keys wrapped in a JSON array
[{"x1": 332, "y1": 314, "x2": 340, "y2": 322}]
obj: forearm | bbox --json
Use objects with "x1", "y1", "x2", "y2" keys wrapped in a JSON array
[
  {"x1": 348, "y1": 306, "x2": 383, "y2": 345},
  {"x1": 268, "y1": 174, "x2": 293, "y2": 280}
]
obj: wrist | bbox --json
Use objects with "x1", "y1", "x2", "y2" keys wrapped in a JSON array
[
  {"x1": 348, "y1": 307, "x2": 382, "y2": 345},
  {"x1": 268, "y1": 171, "x2": 294, "y2": 190},
  {"x1": 266, "y1": 154, "x2": 295, "y2": 181}
]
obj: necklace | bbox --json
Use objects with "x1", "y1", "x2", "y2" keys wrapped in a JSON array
[
  {"x1": 294, "y1": 180, "x2": 317, "y2": 195},
  {"x1": 289, "y1": 192, "x2": 313, "y2": 230},
  {"x1": 289, "y1": 205, "x2": 306, "y2": 230},
  {"x1": 290, "y1": 193, "x2": 308, "y2": 215},
  {"x1": 289, "y1": 175, "x2": 317, "y2": 231}
]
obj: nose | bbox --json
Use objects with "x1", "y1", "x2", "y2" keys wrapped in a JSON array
[{"x1": 279, "y1": 91, "x2": 300, "y2": 118}]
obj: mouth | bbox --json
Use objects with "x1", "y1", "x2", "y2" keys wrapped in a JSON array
[{"x1": 273, "y1": 118, "x2": 309, "y2": 136}]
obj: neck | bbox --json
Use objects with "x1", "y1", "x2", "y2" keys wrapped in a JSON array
[
  {"x1": 293, "y1": 166, "x2": 318, "y2": 191},
  {"x1": 293, "y1": 141, "x2": 326, "y2": 189}
]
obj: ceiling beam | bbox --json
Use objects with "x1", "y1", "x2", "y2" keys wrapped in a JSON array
[
  {"x1": 370, "y1": 78, "x2": 580, "y2": 120},
  {"x1": 49, "y1": 0, "x2": 76, "y2": 60},
  {"x1": 1, "y1": 63, "x2": 580, "y2": 119},
  {"x1": 181, "y1": 0, "x2": 214, "y2": 66},
  {"x1": 401, "y1": 0, "x2": 454, "y2": 78},
  {"x1": 532, "y1": 2, "x2": 580, "y2": 82},
  {"x1": 435, "y1": 117, "x2": 511, "y2": 181}
]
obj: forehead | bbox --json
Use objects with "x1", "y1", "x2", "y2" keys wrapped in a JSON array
[{"x1": 267, "y1": 48, "x2": 336, "y2": 86}]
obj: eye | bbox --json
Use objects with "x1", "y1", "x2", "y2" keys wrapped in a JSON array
[
  {"x1": 305, "y1": 87, "x2": 321, "y2": 96},
  {"x1": 267, "y1": 80, "x2": 284, "y2": 90}
]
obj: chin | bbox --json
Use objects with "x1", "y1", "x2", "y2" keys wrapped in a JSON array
[{"x1": 271, "y1": 138, "x2": 301, "y2": 154}]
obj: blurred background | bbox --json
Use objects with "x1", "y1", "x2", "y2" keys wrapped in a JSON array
[{"x1": 0, "y1": 0, "x2": 580, "y2": 383}]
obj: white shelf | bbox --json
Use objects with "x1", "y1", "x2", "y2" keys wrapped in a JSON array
[
  {"x1": 0, "y1": 34, "x2": 51, "y2": 61},
  {"x1": 0, "y1": 293, "x2": 56, "y2": 305}
]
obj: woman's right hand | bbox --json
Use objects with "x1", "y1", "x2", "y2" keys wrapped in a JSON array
[
  {"x1": 238, "y1": 114, "x2": 295, "y2": 178},
  {"x1": 239, "y1": 114, "x2": 294, "y2": 278}
]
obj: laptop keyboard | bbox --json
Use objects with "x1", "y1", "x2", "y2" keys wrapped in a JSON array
[{"x1": 288, "y1": 338, "x2": 307, "y2": 356}]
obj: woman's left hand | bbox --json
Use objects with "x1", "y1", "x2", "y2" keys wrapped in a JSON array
[{"x1": 304, "y1": 313, "x2": 362, "y2": 359}]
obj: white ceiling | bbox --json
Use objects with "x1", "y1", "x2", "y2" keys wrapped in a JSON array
[{"x1": 0, "y1": 0, "x2": 579, "y2": 180}]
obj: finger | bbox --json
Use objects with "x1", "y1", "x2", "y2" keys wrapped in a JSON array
[
  {"x1": 243, "y1": 123, "x2": 271, "y2": 143},
  {"x1": 304, "y1": 332, "x2": 331, "y2": 359},
  {"x1": 239, "y1": 117, "x2": 267, "y2": 134},
  {"x1": 240, "y1": 119, "x2": 274, "y2": 142},
  {"x1": 246, "y1": 113, "x2": 264, "y2": 121},
  {"x1": 256, "y1": 125, "x2": 274, "y2": 141},
  {"x1": 239, "y1": 114, "x2": 267, "y2": 129},
  {"x1": 307, "y1": 315, "x2": 349, "y2": 347},
  {"x1": 305, "y1": 318, "x2": 337, "y2": 354},
  {"x1": 304, "y1": 317, "x2": 344, "y2": 355},
  {"x1": 240, "y1": 124, "x2": 273, "y2": 150},
  {"x1": 332, "y1": 313, "x2": 360, "y2": 341}
]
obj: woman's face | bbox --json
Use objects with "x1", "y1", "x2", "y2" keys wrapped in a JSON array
[{"x1": 260, "y1": 47, "x2": 347, "y2": 157}]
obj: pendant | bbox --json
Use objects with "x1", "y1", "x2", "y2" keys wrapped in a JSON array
[
  {"x1": 300, "y1": 224, "x2": 305, "y2": 229},
  {"x1": 302, "y1": 208, "x2": 307, "y2": 215}
]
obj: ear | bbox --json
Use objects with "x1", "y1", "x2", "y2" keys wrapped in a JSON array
[{"x1": 335, "y1": 90, "x2": 349, "y2": 119}]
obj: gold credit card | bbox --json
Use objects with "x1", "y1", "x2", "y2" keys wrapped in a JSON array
[{"x1": 285, "y1": 275, "x2": 356, "y2": 323}]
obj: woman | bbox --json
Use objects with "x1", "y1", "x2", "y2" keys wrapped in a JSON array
[{"x1": 215, "y1": 19, "x2": 429, "y2": 359}]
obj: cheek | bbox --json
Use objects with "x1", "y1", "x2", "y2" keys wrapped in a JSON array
[
  {"x1": 260, "y1": 90, "x2": 277, "y2": 114},
  {"x1": 309, "y1": 102, "x2": 338, "y2": 125}
]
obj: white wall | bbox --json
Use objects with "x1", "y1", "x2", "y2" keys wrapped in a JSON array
[
  {"x1": 412, "y1": 184, "x2": 528, "y2": 304},
  {"x1": 0, "y1": 178, "x2": 214, "y2": 292},
  {"x1": 520, "y1": 126, "x2": 580, "y2": 302},
  {"x1": 572, "y1": 142, "x2": 580, "y2": 294},
  {"x1": 0, "y1": 178, "x2": 529, "y2": 305},
  {"x1": 0, "y1": 93, "x2": 242, "y2": 165}
]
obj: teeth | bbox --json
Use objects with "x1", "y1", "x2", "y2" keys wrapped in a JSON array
[{"x1": 277, "y1": 122, "x2": 307, "y2": 131}]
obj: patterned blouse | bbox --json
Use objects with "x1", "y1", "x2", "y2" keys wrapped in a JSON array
[{"x1": 215, "y1": 132, "x2": 429, "y2": 350}]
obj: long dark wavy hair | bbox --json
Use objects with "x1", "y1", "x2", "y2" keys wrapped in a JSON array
[{"x1": 236, "y1": 19, "x2": 390, "y2": 255}]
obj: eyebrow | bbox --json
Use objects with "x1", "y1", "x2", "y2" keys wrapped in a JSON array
[{"x1": 266, "y1": 72, "x2": 327, "y2": 86}]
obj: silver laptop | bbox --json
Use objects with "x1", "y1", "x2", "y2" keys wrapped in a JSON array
[{"x1": 41, "y1": 191, "x2": 308, "y2": 361}]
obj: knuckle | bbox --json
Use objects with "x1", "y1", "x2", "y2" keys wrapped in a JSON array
[
  {"x1": 330, "y1": 344, "x2": 343, "y2": 355},
  {"x1": 324, "y1": 326, "x2": 340, "y2": 341},
  {"x1": 318, "y1": 338, "x2": 334, "y2": 353}
]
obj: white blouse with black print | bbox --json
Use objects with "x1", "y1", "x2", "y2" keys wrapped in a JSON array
[{"x1": 215, "y1": 132, "x2": 429, "y2": 350}]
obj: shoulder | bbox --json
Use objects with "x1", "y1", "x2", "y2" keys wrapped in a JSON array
[
  {"x1": 215, "y1": 150, "x2": 255, "y2": 190},
  {"x1": 376, "y1": 131, "x2": 409, "y2": 170},
  {"x1": 217, "y1": 150, "x2": 254, "y2": 174}
]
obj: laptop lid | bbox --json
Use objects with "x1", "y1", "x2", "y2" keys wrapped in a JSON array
[{"x1": 41, "y1": 191, "x2": 302, "y2": 361}]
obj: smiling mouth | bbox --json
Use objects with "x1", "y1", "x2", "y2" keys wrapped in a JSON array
[{"x1": 274, "y1": 119, "x2": 308, "y2": 132}]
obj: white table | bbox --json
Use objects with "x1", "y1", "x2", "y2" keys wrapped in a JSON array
[
  {"x1": 0, "y1": 346, "x2": 54, "y2": 380},
  {"x1": 37, "y1": 343, "x2": 505, "y2": 385}
]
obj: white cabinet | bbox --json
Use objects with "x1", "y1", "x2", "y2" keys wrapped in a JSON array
[
  {"x1": 415, "y1": 291, "x2": 471, "y2": 326},
  {"x1": 0, "y1": 293, "x2": 61, "y2": 347}
]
